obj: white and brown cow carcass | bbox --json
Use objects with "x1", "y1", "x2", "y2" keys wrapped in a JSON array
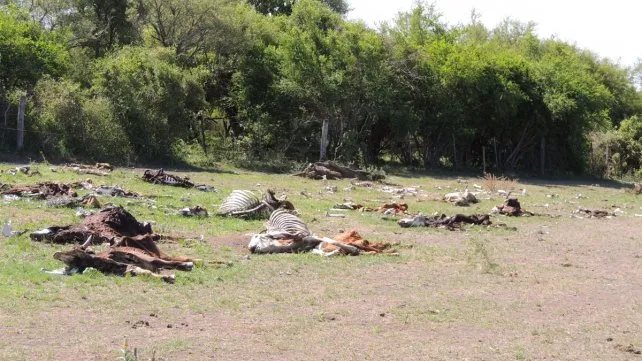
[
  {"x1": 443, "y1": 188, "x2": 479, "y2": 206},
  {"x1": 248, "y1": 209, "x2": 394, "y2": 256},
  {"x1": 34, "y1": 206, "x2": 193, "y2": 282}
]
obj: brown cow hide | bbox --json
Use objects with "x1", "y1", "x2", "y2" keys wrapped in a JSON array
[{"x1": 30, "y1": 206, "x2": 153, "y2": 244}]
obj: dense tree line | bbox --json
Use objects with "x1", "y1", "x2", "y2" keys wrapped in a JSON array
[{"x1": 1, "y1": 0, "x2": 641, "y2": 175}]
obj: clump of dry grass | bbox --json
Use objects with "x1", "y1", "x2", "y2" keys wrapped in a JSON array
[{"x1": 480, "y1": 173, "x2": 519, "y2": 192}]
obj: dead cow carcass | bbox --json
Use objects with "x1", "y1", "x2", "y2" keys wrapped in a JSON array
[
  {"x1": 293, "y1": 161, "x2": 384, "y2": 181},
  {"x1": 30, "y1": 206, "x2": 153, "y2": 244},
  {"x1": 142, "y1": 169, "x2": 195, "y2": 188},
  {"x1": 398, "y1": 213, "x2": 491, "y2": 230},
  {"x1": 218, "y1": 189, "x2": 294, "y2": 218},
  {"x1": 35, "y1": 206, "x2": 194, "y2": 282},
  {"x1": 0, "y1": 182, "x2": 77, "y2": 199},
  {"x1": 491, "y1": 198, "x2": 534, "y2": 216},
  {"x1": 50, "y1": 236, "x2": 193, "y2": 283},
  {"x1": 314, "y1": 230, "x2": 395, "y2": 256},
  {"x1": 443, "y1": 189, "x2": 478, "y2": 206},
  {"x1": 248, "y1": 209, "x2": 393, "y2": 256}
]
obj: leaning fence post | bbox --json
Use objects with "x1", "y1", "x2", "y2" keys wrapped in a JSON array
[
  {"x1": 320, "y1": 118, "x2": 329, "y2": 161},
  {"x1": 16, "y1": 96, "x2": 26, "y2": 150}
]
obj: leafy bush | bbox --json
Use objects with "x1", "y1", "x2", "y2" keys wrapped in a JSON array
[
  {"x1": 95, "y1": 46, "x2": 208, "y2": 161},
  {"x1": 29, "y1": 78, "x2": 132, "y2": 162}
]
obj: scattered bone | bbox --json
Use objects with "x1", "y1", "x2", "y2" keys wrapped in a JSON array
[
  {"x1": 5, "y1": 166, "x2": 38, "y2": 176},
  {"x1": 492, "y1": 198, "x2": 534, "y2": 216},
  {"x1": 95, "y1": 185, "x2": 140, "y2": 198},
  {"x1": 178, "y1": 206, "x2": 208, "y2": 217},
  {"x1": 325, "y1": 212, "x2": 346, "y2": 218},
  {"x1": 75, "y1": 208, "x2": 96, "y2": 218},
  {"x1": 194, "y1": 184, "x2": 217, "y2": 192},
  {"x1": 333, "y1": 202, "x2": 364, "y2": 210},
  {"x1": 398, "y1": 214, "x2": 491, "y2": 230},
  {"x1": 333, "y1": 202, "x2": 409, "y2": 215},
  {"x1": 70, "y1": 179, "x2": 94, "y2": 190},
  {"x1": 324, "y1": 185, "x2": 338, "y2": 193},
  {"x1": 352, "y1": 181, "x2": 375, "y2": 188},
  {"x1": 497, "y1": 190, "x2": 509, "y2": 197}
]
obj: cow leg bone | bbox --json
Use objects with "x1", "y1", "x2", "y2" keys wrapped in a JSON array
[{"x1": 126, "y1": 265, "x2": 175, "y2": 283}]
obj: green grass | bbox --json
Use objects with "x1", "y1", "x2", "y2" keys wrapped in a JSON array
[{"x1": 0, "y1": 161, "x2": 639, "y2": 312}]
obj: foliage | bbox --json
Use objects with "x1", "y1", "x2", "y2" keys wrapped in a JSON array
[
  {"x1": 28, "y1": 77, "x2": 133, "y2": 161},
  {"x1": 1, "y1": 0, "x2": 641, "y2": 175},
  {"x1": 0, "y1": 6, "x2": 68, "y2": 91},
  {"x1": 94, "y1": 46, "x2": 208, "y2": 160}
]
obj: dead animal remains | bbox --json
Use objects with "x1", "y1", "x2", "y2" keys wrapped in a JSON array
[
  {"x1": 142, "y1": 169, "x2": 195, "y2": 188},
  {"x1": 64, "y1": 163, "x2": 113, "y2": 176},
  {"x1": 333, "y1": 201, "x2": 409, "y2": 215},
  {"x1": 248, "y1": 209, "x2": 393, "y2": 256},
  {"x1": 398, "y1": 214, "x2": 491, "y2": 230},
  {"x1": 293, "y1": 161, "x2": 384, "y2": 181},
  {"x1": 178, "y1": 206, "x2": 208, "y2": 217},
  {"x1": 572, "y1": 207, "x2": 614, "y2": 219},
  {"x1": 217, "y1": 189, "x2": 294, "y2": 218},
  {"x1": 491, "y1": 198, "x2": 534, "y2": 216},
  {"x1": 95, "y1": 185, "x2": 141, "y2": 198},
  {"x1": 141, "y1": 169, "x2": 216, "y2": 192},
  {"x1": 443, "y1": 188, "x2": 478, "y2": 206},
  {"x1": 46, "y1": 194, "x2": 101, "y2": 208},
  {"x1": 0, "y1": 182, "x2": 77, "y2": 199},
  {"x1": 30, "y1": 206, "x2": 154, "y2": 244},
  {"x1": 34, "y1": 206, "x2": 193, "y2": 282}
]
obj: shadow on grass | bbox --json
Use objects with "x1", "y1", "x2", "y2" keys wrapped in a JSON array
[{"x1": 383, "y1": 165, "x2": 633, "y2": 190}]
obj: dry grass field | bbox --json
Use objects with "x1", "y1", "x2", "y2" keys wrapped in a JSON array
[{"x1": 0, "y1": 163, "x2": 640, "y2": 360}]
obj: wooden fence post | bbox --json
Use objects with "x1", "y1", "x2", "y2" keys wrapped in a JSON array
[
  {"x1": 16, "y1": 96, "x2": 25, "y2": 150},
  {"x1": 320, "y1": 118, "x2": 329, "y2": 161}
]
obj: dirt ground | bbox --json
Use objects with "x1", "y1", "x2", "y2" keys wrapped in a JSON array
[
  {"x1": 2, "y1": 219, "x2": 640, "y2": 360},
  {"x1": 1, "y1": 167, "x2": 641, "y2": 360}
]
